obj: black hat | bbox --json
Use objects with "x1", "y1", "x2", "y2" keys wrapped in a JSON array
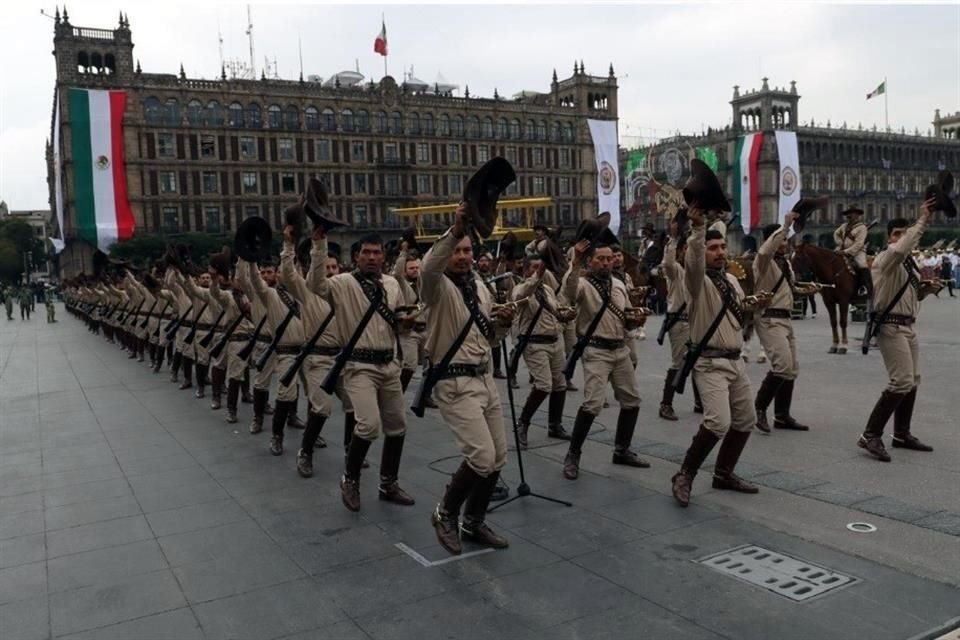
[
  {"x1": 498, "y1": 231, "x2": 517, "y2": 259},
  {"x1": 841, "y1": 206, "x2": 864, "y2": 217},
  {"x1": 925, "y1": 170, "x2": 956, "y2": 218},
  {"x1": 303, "y1": 177, "x2": 348, "y2": 230},
  {"x1": 762, "y1": 224, "x2": 781, "y2": 241},
  {"x1": 538, "y1": 238, "x2": 567, "y2": 276},
  {"x1": 327, "y1": 242, "x2": 342, "y2": 261},
  {"x1": 208, "y1": 246, "x2": 231, "y2": 277},
  {"x1": 533, "y1": 223, "x2": 548, "y2": 233},
  {"x1": 234, "y1": 216, "x2": 273, "y2": 263},
  {"x1": 683, "y1": 159, "x2": 730, "y2": 212},
  {"x1": 574, "y1": 212, "x2": 612, "y2": 243},
  {"x1": 791, "y1": 195, "x2": 829, "y2": 233},
  {"x1": 143, "y1": 272, "x2": 161, "y2": 292},
  {"x1": 594, "y1": 227, "x2": 619, "y2": 248},
  {"x1": 741, "y1": 235, "x2": 758, "y2": 254},
  {"x1": 463, "y1": 157, "x2": 516, "y2": 238},
  {"x1": 284, "y1": 204, "x2": 306, "y2": 241}
]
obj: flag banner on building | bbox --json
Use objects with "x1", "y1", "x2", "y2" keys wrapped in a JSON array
[
  {"x1": 587, "y1": 119, "x2": 621, "y2": 233},
  {"x1": 866, "y1": 81, "x2": 885, "y2": 100},
  {"x1": 624, "y1": 149, "x2": 647, "y2": 213},
  {"x1": 695, "y1": 146, "x2": 718, "y2": 172},
  {"x1": 732, "y1": 132, "x2": 763, "y2": 235},
  {"x1": 51, "y1": 89, "x2": 66, "y2": 254},
  {"x1": 374, "y1": 20, "x2": 387, "y2": 56},
  {"x1": 774, "y1": 131, "x2": 800, "y2": 225},
  {"x1": 68, "y1": 88, "x2": 135, "y2": 252}
]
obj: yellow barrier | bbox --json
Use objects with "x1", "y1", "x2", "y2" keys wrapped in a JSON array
[{"x1": 392, "y1": 197, "x2": 553, "y2": 242}]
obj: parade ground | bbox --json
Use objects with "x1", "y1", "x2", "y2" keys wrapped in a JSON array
[{"x1": 1, "y1": 301, "x2": 958, "y2": 640}]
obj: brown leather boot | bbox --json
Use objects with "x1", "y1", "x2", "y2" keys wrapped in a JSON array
[
  {"x1": 773, "y1": 379, "x2": 809, "y2": 430},
  {"x1": 563, "y1": 409, "x2": 595, "y2": 480},
  {"x1": 859, "y1": 390, "x2": 904, "y2": 461},
  {"x1": 378, "y1": 435, "x2": 415, "y2": 506},
  {"x1": 672, "y1": 425, "x2": 721, "y2": 507},
  {"x1": 712, "y1": 430, "x2": 758, "y2": 493},
  {"x1": 659, "y1": 368, "x2": 678, "y2": 421},
  {"x1": 547, "y1": 389, "x2": 570, "y2": 440},
  {"x1": 225, "y1": 379, "x2": 240, "y2": 424},
  {"x1": 460, "y1": 471, "x2": 509, "y2": 549},
  {"x1": 432, "y1": 461, "x2": 481, "y2": 555},
  {"x1": 754, "y1": 372, "x2": 782, "y2": 434},
  {"x1": 341, "y1": 435, "x2": 373, "y2": 512},
  {"x1": 612, "y1": 407, "x2": 649, "y2": 468},
  {"x1": 517, "y1": 388, "x2": 548, "y2": 449},
  {"x1": 891, "y1": 386, "x2": 933, "y2": 451}
]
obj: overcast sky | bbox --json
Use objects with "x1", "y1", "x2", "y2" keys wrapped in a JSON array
[{"x1": 1, "y1": 1, "x2": 958, "y2": 210}]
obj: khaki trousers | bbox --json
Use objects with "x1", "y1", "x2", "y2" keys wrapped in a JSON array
[
  {"x1": 877, "y1": 324, "x2": 920, "y2": 393},
  {"x1": 522, "y1": 340, "x2": 566, "y2": 393},
  {"x1": 301, "y1": 354, "x2": 336, "y2": 417},
  {"x1": 399, "y1": 330, "x2": 426, "y2": 372},
  {"x1": 562, "y1": 321, "x2": 577, "y2": 357},
  {"x1": 755, "y1": 317, "x2": 798, "y2": 380},
  {"x1": 273, "y1": 352, "x2": 299, "y2": 402},
  {"x1": 580, "y1": 345, "x2": 641, "y2": 414},
  {"x1": 175, "y1": 326, "x2": 190, "y2": 356},
  {"x1": 209, "y1": 332, "x2": 229, "y2": 370},
  {"x1": 692, "y1": 357, "x2": 755, "y2": 437},
  {"x1": 342, "y1": 360, "x2": 406, "y2": 441},
  {"x1": 251, "y1": 341, "x2": 275, "y2": 390},
  {"x1": 435, "y1": 372, "x2": 507, "y2": 476},
  {"x1": 667, "y1": 322, "x2": 690, "y2": 370},
  {"x1": 226, "y1": 340, "x2": 248, "y2": 381}
]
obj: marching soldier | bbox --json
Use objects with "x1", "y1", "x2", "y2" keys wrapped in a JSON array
[
  {"x1": 658, "y1": 219, "x2": 694, "y2": 421},
  {"x1": 752, "y1": 212, "x2": 814, "y2": 434},
  {"x1": 834, "y1": 206, "x2": 870, "y2": 296},
  {"x1": 45, "y1": 285, "x2": 56, "y2": 323},
  {"x1": 858, "y1": 199, "x2": 938, "y2": 461},
  {"x1": 393, "y1": 234, "x2": 426, "y2": 392},
  {"x1": 561, "y1": 225, "x2": 649, "y2": 481},
  {"x1": 171, "y1": 269, "x2": 215, "y2": 399},
  {"x1": 235, "y1": 257, "x2": 279, "y2": 434},
  {"x1": 4, "y1": 285, "x2": 13, "y2": 320},
  {"x1": 206, "y1": 250, "x2": 254, "y2": 424}
]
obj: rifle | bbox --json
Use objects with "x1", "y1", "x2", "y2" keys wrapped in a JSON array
[
  {"x1": 861, "y1": 266, "x2": 911, "y2": 355},
  {"x1": 562, "y1": 283, "x2": 612, "y2": 380},
  {"x1": 165, "y1": 304, "x2": 192, "y2": 340},
  {"x1": 278, "y1": 308, "x2": 337, "y2": 388},
  {"x1": 126, "y1": 300, "x2": 146, "y2": 327},
  {"x1": 153, "y1": 302, "x2": 170, "y2": 336},
  {"x1": 198, "y1": 308, "x2": 227, "y2": 349},
  {"x1": 255, "y1": 308, "x2": 295, "y2": 371},
  {"x1": 139, "y1": 300, "x2": 158, "y2": 329},
  {"x1": 113, "y1": 302, "x2": 129, "y2": 322},
  {"x1": 237, "y1": 315, "x2": 267, "y2": 361},
  {"x1": 183, "y1": 302, "x2": 208, "y2": 345},
  {"x1": 210, "y1": 312, "x2": 245, "y2": 360},
  {"x1": 656, "y1": 303, "x2": 687, "y2": 346},
  {"x1": 319, "y1": 290, "x2": 381, "y2": 395},
  {"x1": 672, "y1": 289, "x2": 731, "y2": 394}
]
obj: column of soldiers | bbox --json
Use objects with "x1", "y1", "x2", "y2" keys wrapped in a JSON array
[{"x1": 60, "y1": 158, "x2": 951, "y2": 557}]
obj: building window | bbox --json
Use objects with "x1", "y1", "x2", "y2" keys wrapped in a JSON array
[
  {"x1": 354, "y1": 205, "x2": 368, "y2": 227},
  {"x1": 422, "y1": 113, "x2": 434, "y2": 135},
  {"x1": 278, "y1": 138, "x2": 294, "y2": 160},
  {"x1": 482, "y1": 118, "x2": 494, "y2": 138},
  {"x1": 162, "y1": 207, "x2": 178, "y2": 233},
  {"x1": 240, "y1": 136, "x2": 256, "y2": 159},
  {"x1": 448, "y1": 144, "x2": 461, "y2": 164},
  {"x1": 509, "y1": 119, "x2": 521, "y2": 139},
  {"x1": 417, "y1": 142, "x2": 430, "y2": 163},
  {"x1": 205, "y1": 101, "x2": 224, "y2": 127},
  {"x1": 351, "y1": 142, "x2": 365, "y2": 162},
  {"x1": 386, "y1": 174, "x2": 400, "y2": 195},
  {"x1": 229, "y1": 102, "x2": 244, "y2": 128},
  {"x1": 467, "y1": 116, "x2": 480, "y2": 138},
  {"x1": 559, "y1": 148, "x2": 571, "y2": 167},
  {"x1": 478, "y1": 145, "x2": 489, "y2": 164},
  {"x1": 162, "y1": 99, "x2": 180, "y2": 126},
  {"x1": 356, "y1": 110, "x2": 370, "y2": 132},
  {"x1": 448, "y1": 175, "x2": 463, "y2": 194},
  {"x1": 533, "y1": 148, "x2": 544, "y2": 166},
  {"x1": 341, "y1": 109, "x2": 355, "y2": 132},
  {"x1": 550, "y1": 122, "x2": 560, "y2": 141},
  {"x1": 157, "y1": 133, "x2": 175, "y2": 157},
  {"x1": 390, "y1": 111, "x2": 404, "y2": 134},
  {"x1": 321, "y1": 108, "x2": 336, "y2": 132},
  {"x1": 409, "y1": 112, "x2": 420, "y2": 135},
  {"x1": 267, "y1": 105, "x2": 282, "y2": 129},
  {"x1": 560, "y1": 204, "x2": 573, "y2": 225},
  {"x1": 385, "y1": 143, "x2": 399, "y2": 162},
  {"x1": 205, "y1": 207, "x2": 220, "y2": 233},
  {"x1": 418, "y1": 175, "x2": 431, "y2": 194},
  {"x1": 242, "y1": 172, "x2": 258, "y2": 193},
  {"x1": 159, "y1": 171, "x2": 177, "y2": 193},
  {"x1": 305, "y1": 106, "x2": 319, "y2": 130},
  {"x1": 559, "y1": 177, "x2": 570, "y2": 195},
  {"x1": 536, "y1": 121, "x2": 547, "y2": 140},
  {"x1": 533, "y1": 176, "x2": 545, "y2": 194},
  {"x1": 284, "y1": 106, "x2": 299, "y2": 130},
  {"x1": 506, "y1": 146, "x2": 517, "y2": 164},
  {"x1": 245, "y1": 206, "x2": 259, "y2": 218},
  {"x1": 376, "y1": 111, "x2": 388, "y2": 133},
  {"x1": 497, "y1": 119, "x2": 508, "y2": 139},
  {"x1": 451, "y1": 116, "x2": 464, "y2": 137},
  {"x1": 317, "y1": 139, "x2": 330, "y2": 161},
  {"x1": 562, "y1": 123, "x2": 574, "y2": 142},
  {"x1": 354, "y1": 174, "x2": 367, "y2": 193},
  {"x1": 438, "y1": 114, "x2": 450, "y2": 136},
  {"x1": 201, "y1": 135, "x2": 216, "y2": 158},
  {"x1": 187, "y1": 100, "x2": 203, "y2": 126},
  {"x1": 245, "y1": 104, "x2": 261, "y2": 129},
  {"x1": 202, "y1": 171, "x2": 218, "y2": 193},
  {"x1": 281, "y1": 173, "x2": 296, "y2": 193}
]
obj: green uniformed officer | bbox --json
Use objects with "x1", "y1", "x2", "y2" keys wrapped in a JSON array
[{"x1": 45, "y1": 286, "x2": 57, "y2": 323}]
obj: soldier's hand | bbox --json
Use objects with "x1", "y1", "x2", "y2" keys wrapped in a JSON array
[
  {"x1": 573, "y1": 239, "x2": 590, "y2": 260},
  {"x1": 311, "y1": 225, "x2": 326, "y2": 241},
  {"x1": 919, "y1": 197, "x2": 936, "y2": 223},
  {"x1": 687, "y1": 205, "x2": 705, "y2": 227},
  {"x1": 668, "y1": 220, "x2": 679, "y2": 238},
  {"x1": 495, "y1": 304, "x2": 515, "y2": 323},
  {"x1": 784, "y1": 211, "x2": 799, "y2": 227},
  {"x1": 452, "y1": 203, "x2": 469, "y2": 239},
  {"x1": 283, "y1": 225, "x2": 295, "y2": 245}
]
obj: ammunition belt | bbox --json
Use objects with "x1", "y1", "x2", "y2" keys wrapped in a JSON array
[
  {"x1": 256, "y1": 334, "x2": 272, "y2": 343},
  {"x1": 436, "y1": 363, "x2": 488, "y2": 380},
  {"x1": 193, "y1": 322, "x2": 216, "y2": 331},
  {"x1": 761, "y1": 308, "x2": 792, "y2": 319},
  {"x1": 701, "y1": 348, "x2": 742, "y2": 360},
  {"x1": 348, "y1": 348, "x2": 395, "y2": 365},
  {"x1": 229, "y1": 333, "x2": 252, "y2": 342},
  {"x1": 274, "y1": 344, "x2": 304, "y2": 355},
  {"x1": 666, "y1": 312, "x2": 689, "y2": 322},
  {"x1": 308, "y1": 345, "x2": 341, "y2": 356},
  {"x1": 527, "y1": 334, "x2": 558, "y2": 344},
  {"x1": 413, "y1": 322, "x2": 427, "y2": 332},
  {"x1": 586, "y1": 336, "x2": 625, "y2": 350},
  {"x1": 879, "y1": 313, "x2": 915, "y2": 326}
]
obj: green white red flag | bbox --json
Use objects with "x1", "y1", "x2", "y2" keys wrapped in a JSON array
[{"x1": 733, "y1": 133, "x2": 763, "y2": 234}]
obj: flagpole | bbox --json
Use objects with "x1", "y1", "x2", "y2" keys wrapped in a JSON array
[{"x1": 884, "y1": 76, "x2": 888, "y2": 131}]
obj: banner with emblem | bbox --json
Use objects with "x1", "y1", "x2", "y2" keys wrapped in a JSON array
[
  {"x1": 51, "y1": 89, "x2": 66, "y2": 254},
  {"x1": 774, "y1": 131, "x2": 801, "y2": 225},
  {"x1": 587, "y1": 119, "x2": 621, "y2": 233},
  {"x1": 68, "y1": 88, "x2": 135, "y2": 252}
]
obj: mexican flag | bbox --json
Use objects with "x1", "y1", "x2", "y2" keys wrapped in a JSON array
[
  {"x1": 68, "y1": 88, "x2": 135, "y2": 251},
  {"x1": 732, "y1": 133, "x2": 763, "y2": 235},
  {"x1": 374, "y1": 20, "x2": 387, "y2": 56},
  {"x1": 866, "y1": 81, "x2": 885, "y2": 100}
]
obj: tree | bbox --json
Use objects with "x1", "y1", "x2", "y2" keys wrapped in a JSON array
[
  {"x1": 108, "y1": 232, "x2": 233, "y2": 267},
  {"x1": 0, "y1": 239, "x2": 22, "y2": 284},
  {"x1": 0, "y1": 219, "x2": 47, "y2": 279}
]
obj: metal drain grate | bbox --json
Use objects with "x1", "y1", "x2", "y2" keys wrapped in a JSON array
[{"x1": 696, "y1": 544, "x2": 858, "y2": 602}]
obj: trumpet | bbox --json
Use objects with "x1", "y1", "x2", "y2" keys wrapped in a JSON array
[
  {"x1": 794, "y1": 281, "x2": 836, "y2": 290},
  {"x1": 743, "y1": 290, "x2": 773, "y2": 311},
  {"x1": 554, "y1": 306, "x2": 577, "y2": 323},
  {"x1": 624, "y1": 306, "x2": 653, "y2": 330},
  {"x1": 491, "y1": 295, "x2": 531, "y2": 316},
  {"x1": 627, "y1": 285, "x2": 651, "y2": 307}
]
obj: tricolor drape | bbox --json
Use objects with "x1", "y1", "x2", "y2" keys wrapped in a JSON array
[{"x1": 733, "y1": 133, "x2": 763, "y2": 235}]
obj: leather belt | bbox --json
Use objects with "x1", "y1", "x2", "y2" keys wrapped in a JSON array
[
  {"x1": 762, "y1": 308, "x2": 792, "y2": 319},
  {"x1": 586, "y1": 336, "x2": 625, "y2": 350},
  {"x1": 229, "y1": 333, "x2": 252, "y2": 342},
  {"x1": 256, "y1": 334, "x2": 272, "y2": 343},
  {"x1": 308, "y1": 345, "x2": 340, "y2": 356},
  {"x1": 880, "y1": 313, "x2": 915, "y2": 326},
  {"x1": 701, "y1": 348, "x2": 742, "y2": 360},
  {"x1": 274, "y1": 344, "x2": 304, "y2": 355},
  {"x1": 666, "y1": 312, "x2": 689, "y2": 322},
  {"x1": 193, "y1": 322, "x2": 216, "y2": 331},
  {"x1": 528, "y1": 334, "x2": 558, "y2": 344},
  {"x1": 436, "y1": 363, "x2": 488, "y2": 380},
  {"x1": 348, "y1": 348, "x2": 394, "y2": 365},
  {"x1": 413, "y1": 322, "x2": 427, "y2": 332}
]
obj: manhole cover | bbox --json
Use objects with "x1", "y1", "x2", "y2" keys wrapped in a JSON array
[{"x1": 696, "y1": 544, "x2": 858, "y2": 602}]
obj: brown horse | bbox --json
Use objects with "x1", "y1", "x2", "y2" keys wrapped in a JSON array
[{"x1": 792, "y1": 243, "x2": 863, "y2": 354}]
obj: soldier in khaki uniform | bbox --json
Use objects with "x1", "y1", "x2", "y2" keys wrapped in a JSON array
[
  {"x1": 236, "y1": 259, "x2": 278, "y2": 434},
  {"x1": 657, "y1": 222, "x2": 697, "y2": 420},
  {"x1": 752, "y1": 213, "x2": 815, "y2": 434},
  {"x1": 171, "y1": 270, "x2": 216, "y2": 399},
  {"x1": 671, "y1": 207, "x2": 761, "y2": 507},
  {"x1": 561, "y1": 230, "x2": 649, "y2": 481},
  {"x1": 858, "y1": 200, "x2": 938, "y2": 462},
  {"x1": 423, "y1": 209, "x2": 512, "y2": 555},
  {"x1": 834, "y1": 207, "x2": 870, "y2": 296},
  {"x1": 511, "y1": 255, "x2": 570, "y2": 448},
  {"x1": 308, "y1": 233, "x2": 414, "y2": 513},
  {"x1": 393, "y1": 242, "x2": 427, "y2": 392}
]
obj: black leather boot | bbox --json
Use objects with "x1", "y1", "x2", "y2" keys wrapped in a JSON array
[
  {"x1": 773, "y1": 379, "x2": 809, "y2": 430},
  {"x1": 179, "y1": 358, "x2": 193, "y2": 389},
  {"x1": 712, "y1": 430, "x2": 758, "y2": 493},
  {"x1": 251, "y1": 388, "x2": 268, "y2": 434},
  {"x1": 286, "y1": 398, "x2": 306, "y2": 429},
  {"x1": 659, "y1": 368, "x2": 678, "y2": 421},
  {"x1": 379, "y1": 435, "x2": 415, "y2": 506},
  {"x1": 754, "y1": 372, "x2": 782, "y2": 433},
  {"x1": 241, "y1": 369, "x2": 253, "y2": 403},
  {"x1": 517, "y1": 389, "x2": 548, "y2": 449},
  {"x1": 563, "y1": 409, "x2": 595, "y2": 480},
  {"x1": 547, "y1": 389, "x2": 570, "y2": 440},
  {"x1": 672, "y1": 425, "x2": 721, "y2": 507},
  {"x1": 433, "y1": 461, "x2": 481, "y2": 555},
  {"x1": 225, "y1": 379, "x2": 240, "y2": 424},
  {"x1": 858, "y1": 390, "x2": 904, "y2": 462},
  {"x1": 269, "y1": 400, "x2": 291, "y2": 456},
  {"x1": 341, "y1": 435, "x2": 373, "y2": 512},
  {"x1": 297, "y1": 413, "x2": 327, "y2": 478},
  {"x1": 461, "y1": 470, "x2": 509, "y2": 549},
  {"x1": 210, "y1": 367, "x2": 225, "y2": 410},
  {"x1": 194, "y1": 364, "x2": 207, "y2": 398},
  {"x1": 612, "y1": 407, "x2": 649, "y2": 468},
  {"x1": 891, "y1": 386, "x2": 932, "y2": 452}
]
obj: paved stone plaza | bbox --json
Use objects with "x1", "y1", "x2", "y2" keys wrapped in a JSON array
[{"x1": 1, "y1": 301, "x2": 958, "y2": 640}]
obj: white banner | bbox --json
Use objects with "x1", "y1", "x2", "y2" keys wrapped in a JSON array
[
  {"x1": 587, "y1": 119, "x2": 621, "y2": 233},
  {"x1": 775, "y1": 131, "x2": 800, "y2": 226},
  {"x1": 51, "y1": 89, "x2": 65, "y2": 254}
]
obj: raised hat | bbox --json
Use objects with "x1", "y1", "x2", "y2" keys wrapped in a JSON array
[
  {"x1": 791, "y1": 195, "x2": 829, "y2": 233},
  {"x1": 303, "y1": 177, "x2": 348, "y2": 230},
  {"x1": 682, "y1": 159, "x2": 730, "y2": 212},
  {"x1": 463, "y1": 157, "x2": 516, "y2": 238},
  {"x1": 234, "y1": 216, "x2": 273, "y2": 263},
  {"x1": 575, "y1": 211, "x2": 612, "y2": 243}
]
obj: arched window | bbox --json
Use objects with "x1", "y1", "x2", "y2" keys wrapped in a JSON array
[
  {"x1": 467, "y1": 116, "x2": 480, "y2": 138},
  {"x1": 390, "y1": 111, "x2": 403, "y2": 134},
  {"x1": 245, "y1": 103, "x2": 261, "y2": 129},
  {"x1": 550, "y1": 122, "x2": 560, "y2": 141},
  {"x1": 408, "y1": 112, "x2": 420, "y2": 135},
  {"x1": 421, "y1": 113, "x2": 433, "y2": 135},
  {"x1": 509, "y1": 119, "x2": 521, "y2": 139},
  {"x1": 284, "y1": 105, "x2": 299, "y2": 130},
  {"x1": 525, "y1": 120, "x2": 535, "y2": 140},
  {"x1": 267, "y1": 104, "x2": 282, "y2": 129},
  {"x1": 90, "y1": 52, "x2": 103, "y2": 74},
  {"x1": 536, "y1": 120, "x2": 547, "y2": 140},
  {"x1": 187, "y1": 100, "x2": 203, "y2": 126},
  {"x1": 376, "y1": 111, "x2": 388, "y2": 133},
  {"x1": 321, "y1": 108, "x2": 336, "y2": 131},
  {"x1": 305, "y1": 106, "x2": 319, "y2": 130},
  {"x1": 482, "y1": 117, "x2": 494, "y2": 138},
  {"x1": 205, "y1": 101, "x2": 224, "y2": 127},
  {"x1": 451, "y1": 115, "x2": 464, "y2": 136},
  {"x1": 103, "y1": 53, "x2": 116, "y2": 75},
  {"x1": 497, "y1": 118, "x2": 508, "y2": 139},
  {"x1": 144, "y1": 97, "x2": 162, "y2": 125},
  {"x1": 162, "y1": 99, "x2": 180, "y2": 126},
  {"x1": 561, "y1": 122, "x2": 573, "y2": 142},
  {"x1": 438, "y1": 114, "x2": 450, "y2": 136},
  {"x1": 356, "y1": 109, "x2": 370, "y2": 132},
  {"x1": 77, "y1": 51, "x2": 89, "y2": 73},
  {"x1": 341, "y1": 109, "x2": 355, "y2": 132},
  {"x1": 228, "y1": 102, "x2": 244, "y2": 128}
]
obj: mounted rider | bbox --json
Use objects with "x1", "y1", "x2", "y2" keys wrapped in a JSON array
[{"x1": 834, "y1": 206, "x2": 871, "y2": 297}]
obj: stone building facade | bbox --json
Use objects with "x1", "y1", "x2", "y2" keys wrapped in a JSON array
[{"x1": 48, "y1": 11, "x2": 618, "y2": 276}]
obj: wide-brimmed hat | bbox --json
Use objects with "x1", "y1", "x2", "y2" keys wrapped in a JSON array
[
  {"x1": 575, "y1": 212, "x2": 612, "y2": 243},
  {"x1": 791, "y1": 195, "x2": 829, "y2": 232},
  {"x1": 682, "y1": 159, "x2": 730, "y2": 212},
  {"x1": 841, "y1": 206, "x2": 864, "y2": 218},
  {"x1": 234, "y1": 216, "x2": 273, "y2": 263},
  {"x1": 925, "y1": 170, "x2": 956, "y2": 218},
  {"x1": 463, "y1": 157, "x2": 516, "y2": 238},
  {"x1": 303, "y1": 177, "x2": 348, "y2": 230},
  {"x1": 208, "y1": 246, "x2": 232, "y2": 277}
]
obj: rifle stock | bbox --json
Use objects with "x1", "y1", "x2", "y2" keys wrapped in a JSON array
[
  {"x1": 139, "y1": 300, "x2": 158, "y2": 329},
  {"x1": 183, "y1": 302, "x2": 209, "y2": 345},
  {"x1": 198, "y1": 309, "x2": 227, "y2": 349},
  {"x1": 255, "y1": 309, "x2": 294, "y2": 372},
  {"x1": 279, "y1": 310, "x2": 337, "y2": 388},
  {"x1": 210, "y1": 313, "x2": 245, "y2": 360},
  {"x1": 237, "y1": 316, "x2": 267, "y2": 361}
]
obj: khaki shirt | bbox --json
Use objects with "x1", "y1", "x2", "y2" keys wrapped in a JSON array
[
  {"x1": 420, "y1": 230, "x2": 494, "y2": 366},
  {"x1": 280, "y1": 240, "x2": 337, "y2": 349},
  {"x1": 563, "y1": 263, "x2": 629, "y2": 342},
  {"x1": 872, "y1": 218, "x2": 927, "y2": 319},
  {"x1": 512, "y1": 270, "x2": 561, "y2": 337},
  {"x1": 834, "y1": 222, "x2": 867, "y2": 258},
  {"x1": 306, "y1": 245, "x2": 401, "y2": 353},
  {"x1": 242, "y1": 259, "x2": 306, "y2": 348},
  {"x1": 754, "y1": 222, "x2": 794, "y2": 311},
  {"x1": 685, "y1": 225, "x2": 746, "y2": 351},
  {"x1": 207, "y1": 279, "x2": 255, "y2": 336},
  {"x1": 235, "y1": 260, "x2": 273, "y2": 340},
  {"x1": 709, "y1": 219, "x2": 727, "y2": 237},
  {"x1": 661, "y1": 237, "x2": 688, "y2": 311},
  {"x1": 177, "y1": 273, "x2": 217, "y2": 326}
]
